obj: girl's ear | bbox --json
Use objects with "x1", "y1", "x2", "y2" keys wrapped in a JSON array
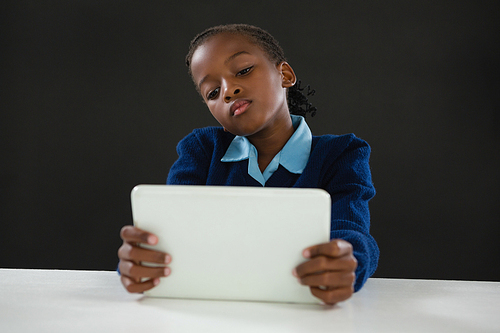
[{"x1": 278, "y1": 62, "x2": 297, "y2": 88}]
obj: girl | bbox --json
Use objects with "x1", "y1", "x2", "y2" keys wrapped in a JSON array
[{"x1": 118, "y1": 24, "x2": 379, "y2": 305}]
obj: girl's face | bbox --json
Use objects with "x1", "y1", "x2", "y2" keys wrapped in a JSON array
[{"x1": 190, "y1": 33, "x2": 296, "y2": 137}]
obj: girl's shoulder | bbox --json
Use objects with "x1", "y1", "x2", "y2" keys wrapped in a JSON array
[
  {"x1": 313, "y1": 133, "x2": 370, "y2": 149},
  {"x1": 311, "y1": 133, "x2": 371, "y2": 161},
  {"x1": 177, "y1": 126, "x2": 235, "y2": 154}
]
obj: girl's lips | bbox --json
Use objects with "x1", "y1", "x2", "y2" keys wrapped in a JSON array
[{"x1": 230, "y1": 99, "x2": 252, "y2": 116}]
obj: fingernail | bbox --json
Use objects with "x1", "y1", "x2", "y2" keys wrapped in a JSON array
[
  {"x1": 303, "y1": 249, "x2": 311, "y2": 258},
  {"x1": 292, "y1": 268, "x2": 298, "y2": 277},
  {"x1": 147, "y1": 235, "x2": 157, "y2": 245},
  {"x1": 153, "y1": 278, "x2": 160, "y2": 286},
  {"x1": 164, "y1": 267, "x2": 171, "y2": 276},
  {"x1": 165, "y1": 255, "x2": 171, "y2": 264}
]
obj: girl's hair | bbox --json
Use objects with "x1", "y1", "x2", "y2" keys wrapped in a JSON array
[{"x1": 185, "y1": 24, "x2": 316, "y2": 118}]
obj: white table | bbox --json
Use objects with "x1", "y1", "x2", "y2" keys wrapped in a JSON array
[{"x1": 0, "y1": 269, "x2": 498, "y2": 332}]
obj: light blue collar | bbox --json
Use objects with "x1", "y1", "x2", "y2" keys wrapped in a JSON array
[{"x1": 221, "y1": 115, "x2": 312, "y2": 186}]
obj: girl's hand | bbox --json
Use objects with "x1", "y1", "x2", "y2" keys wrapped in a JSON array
[
  {"x1": 117, "y1": 225, "x2": 171, "y2": 293},
  {"x1": 293, "y1": 239, "x2": 357, "y2": 305}
]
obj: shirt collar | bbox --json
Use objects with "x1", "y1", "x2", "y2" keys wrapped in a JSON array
[{"x1": 221, "y1": 114, "x2": 312, "y2": 175}]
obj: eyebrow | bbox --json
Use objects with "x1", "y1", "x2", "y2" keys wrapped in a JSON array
[
  {"x1": 224, "y1": 51, "x2": 250, "y2": 65},
  {"x1": 197, "y1": 51, "x2": 251, "y2": 90}
]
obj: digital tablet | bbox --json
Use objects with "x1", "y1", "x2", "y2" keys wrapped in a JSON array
[{"x1": 131, "y1": 184, "x2": 331, "y2": 304}]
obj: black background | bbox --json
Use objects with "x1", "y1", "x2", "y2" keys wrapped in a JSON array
[{"x1": 2, "y1": 1, "x2": 499, "y2": 281}]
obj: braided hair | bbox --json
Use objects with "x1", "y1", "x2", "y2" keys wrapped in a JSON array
[{"x1": 185, "y1": 24, "x2": 316, "y2": 118}]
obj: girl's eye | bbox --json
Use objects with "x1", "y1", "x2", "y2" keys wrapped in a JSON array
[
  {"x1": 237, "y1": 66, "x2": 253, "y2": 76},
  {"x1": 207, "y1": 88, "x2": 219, "y2": 100}
]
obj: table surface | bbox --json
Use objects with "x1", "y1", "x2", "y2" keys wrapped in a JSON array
[{"x1": 1, "y1": 269, "x2": 499, "y2": 333}]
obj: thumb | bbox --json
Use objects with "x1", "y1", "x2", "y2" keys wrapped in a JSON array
[{"x1": 303, "y1": 239, "x2": 353, "y2": 259}]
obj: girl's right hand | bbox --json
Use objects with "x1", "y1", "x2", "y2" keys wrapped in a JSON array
[{"x1": 117, "y1": 225, "x2": 171, "y2": 293}]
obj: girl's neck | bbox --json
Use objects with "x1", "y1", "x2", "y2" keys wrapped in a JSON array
[{"x1": 246, "y1": 113, "x2": 294, "y2": 172}]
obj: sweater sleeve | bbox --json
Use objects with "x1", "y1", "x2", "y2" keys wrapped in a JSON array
[
  {"x1": 167, "y1": 130, "x2": 212, "y2": 185},
  {"x1": 323, "y1": 135, "x2": 379, "y2": 292}
]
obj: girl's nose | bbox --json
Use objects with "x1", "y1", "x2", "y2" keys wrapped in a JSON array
[{"x1": 224, "y1": 87, "x2": 241, "y2": 102}]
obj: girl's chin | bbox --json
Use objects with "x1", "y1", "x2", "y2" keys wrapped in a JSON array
[{"x1": 225, "y1": 115, "x2": 271, "y2": 137}]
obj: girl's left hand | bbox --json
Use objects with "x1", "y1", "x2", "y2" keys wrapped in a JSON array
[{"x1": 293, "y1": 239, "x2": 357, "y2": 305}]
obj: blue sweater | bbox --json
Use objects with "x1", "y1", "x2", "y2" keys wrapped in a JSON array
[{"x1": 167, "y1": 127, "x2": 379, "y2": 291}]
